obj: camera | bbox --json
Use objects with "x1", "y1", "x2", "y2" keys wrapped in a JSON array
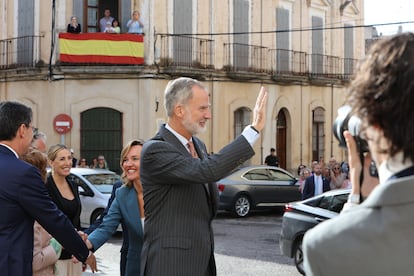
[
  {"x1": 333, "y1": 105, "x2": 378, "y2": 178},
  {"x1": 332, "y1": 105, "x2": 368, "y2": 153}
]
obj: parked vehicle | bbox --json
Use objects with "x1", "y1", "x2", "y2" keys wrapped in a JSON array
[
  {"x1": 216, "y1": 165, "x2": 301, "y2": 217},
  {"x1": 279, "y1": 189, "x2": 350, "y2": 275},
  {"x1": 66, "y1": 168, "x2": 121, "y2": 228}
]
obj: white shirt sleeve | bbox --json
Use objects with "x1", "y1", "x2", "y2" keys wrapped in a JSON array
[{"x1": 241, "y1": 125, "x2": 260, "y2": 146}]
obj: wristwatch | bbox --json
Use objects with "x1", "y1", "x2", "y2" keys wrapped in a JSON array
[
  {"x1": 347, "y1": 193, "x2": 360, "y2": 204},
  {"x1": 250, "y1": 125, "x2": 259, "y2": 133}
]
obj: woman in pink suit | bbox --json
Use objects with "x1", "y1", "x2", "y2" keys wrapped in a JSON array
[{"x1": 21, "y1": 147, "x2": 62, "y2": 276}]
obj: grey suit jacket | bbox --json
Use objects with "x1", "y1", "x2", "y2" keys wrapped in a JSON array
[
  {"x1": 303, "y1": 174, "x2": 414, "y2": 276},
  {"x1": 140, "y1": 125, "x2": 255, "y2": 276}
]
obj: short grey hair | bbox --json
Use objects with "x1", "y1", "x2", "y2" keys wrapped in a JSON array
[{"x1": 164, "y1": 77, "x2": 206, "y2": 117}]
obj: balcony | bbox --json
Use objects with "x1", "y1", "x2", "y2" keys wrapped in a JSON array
[
  {"x1": 156, "y1": 34, "x2": 214, "y2": 69},
  {"x1": 0, "y1": 35, "x2": 43, "y2": 69},
  {"x1": 1, "y1": 33, "x2": 358, "y2": 84},
  {"x1": 268, "y1": 49, "x2": 307, "y2": 76},
  {"x1": 223, "y1": 43, "x2": 267, "y2": 73}
]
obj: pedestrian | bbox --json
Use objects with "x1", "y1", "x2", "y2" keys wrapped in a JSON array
[
  {"x1": 264, "y1": 147, "x2": 279, "y2": 166},
  {"x1": 32, "y1": 128, "x2": 47, "y2": 153},
  {"x1": 0, "y1": 101, "x2": 97, "y2": 275},
  {"x1": 303, "y1": 32, "x2": 414, "y2": 275},
  {"x1": 140, "y1": 77, "x2": 267, "y2": 275},
  {"x1": 301, "y1": 162, "x2": 330, "y2": 200},
  {"x1": 46, "y1": 144, "x2": 85, "y2": 275},
  {"x1": 21, "y1": 147, "x2": 62, "y2": 276}
]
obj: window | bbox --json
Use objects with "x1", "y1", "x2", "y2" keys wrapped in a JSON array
[
  {"x1": 311, "y1": 16, "x2": 324, "y2": 74},
  {"x1": 234, "y1": 107, "x2": 251, "y2": 138},
  {"x1": 312, "y1": 107, "x2": 325, "y2": 161},
  {"x1": 344, "y1": 24, "x2": 354, "y2": 75},
  {"x1": 276, "y1": 7, "x2": 290, "y2": 72},
  {"x1": 233, "y1": 0, "x2": 249, "y2": 70},
  {"x1": 173, "y1": 0, "x2": 193, "y2": 65}
]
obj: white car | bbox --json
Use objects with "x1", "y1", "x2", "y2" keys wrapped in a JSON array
[{"x1": 66, "y1": 168, "x2": 121, "y2": 228}]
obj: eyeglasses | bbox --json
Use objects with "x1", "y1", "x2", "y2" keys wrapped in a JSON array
[{"x1": 333, "y1": 167, "x2": 341, "y2": 170}]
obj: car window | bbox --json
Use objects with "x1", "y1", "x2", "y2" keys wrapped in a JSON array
[
  {"x1": 68, "y1": 174, "x2": 91, "y2": 193},
  {"x1": 83, "y1": 173, "x2": 121, "y2": 193},
  {"x1": 268, "y1": 169, "x2": 294, "y2": 181},
  {"x1": 244, "y1": 169, "x2": 271, "y2": 181},
  {"x1": 317, "y1": 193, "x2": 348, "y2": 213}
]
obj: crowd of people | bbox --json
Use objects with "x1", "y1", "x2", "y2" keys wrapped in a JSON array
[
  {"x1": 67, "y1": 8, "x2": 144, "y2": 35},
  {"x1": 296, "y1": 157, "x2": 351, "y2": 199}
]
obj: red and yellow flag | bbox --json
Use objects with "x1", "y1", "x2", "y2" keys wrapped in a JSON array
[{"x1": 59, "y1": 33, "x2": 144, "y2": 64}]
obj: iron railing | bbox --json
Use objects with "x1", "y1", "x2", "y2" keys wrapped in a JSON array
[
  {"x1": 268, "y1": 49, "x2": 307, "y2": 75},
  {"x1": 0, "y1": 35, "x2": 43, "y2": 69},
  {"x1": 0, "y1": 33, "x2": 358, "y2": 81},
  {"x1": 156, "y1": 34, "x2": 214, "y2": 69},
  {"x1": 223, "y1": 42, "x2": 268, "y2": 73}
]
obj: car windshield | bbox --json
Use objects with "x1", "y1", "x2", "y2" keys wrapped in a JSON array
[
  {"x1": 305, "y1": 192, "x2": 348, "y2": 213},
  {"x1": 83, "y1": 173, "x2": 121, "y2": 193}
]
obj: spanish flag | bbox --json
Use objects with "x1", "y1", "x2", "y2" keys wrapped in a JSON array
[{"x1": 59, "y1": 33, "x2": 144, "y2": 64}]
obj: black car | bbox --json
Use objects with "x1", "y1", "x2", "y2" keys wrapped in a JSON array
[
  {"x1": 216, "y1": 165, "x2": 301, "y2": 217},
  {"x1": 279, "y1": 189, "x2": 350, "y2": 275}
]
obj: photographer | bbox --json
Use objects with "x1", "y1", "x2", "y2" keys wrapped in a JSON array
[{"x1": 303, "y1": 32, "x2": 414, "y2": 275}]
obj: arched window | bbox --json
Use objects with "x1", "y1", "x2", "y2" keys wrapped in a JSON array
[
  {"x1": 80, "y1": 107, "x2": 123, "y2": 174},
  {"x1": 312, "y1": 107, "x2": 325, "y2": 162},
  {"x1": 234, "y1": 107, "x2": 251, "y2": 138}
]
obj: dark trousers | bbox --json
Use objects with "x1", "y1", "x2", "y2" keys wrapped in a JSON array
[{"x1": 120, "y1": 251, "x2": 127, "y2": 276}]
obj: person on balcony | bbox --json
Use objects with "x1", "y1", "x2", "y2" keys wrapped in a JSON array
[
  {"x1": 105, "y1": 19, "x2": 121, "y2": 34},
  {"x1": 126, "y1": 11, "x2": 144, "y2": 34},
  {"x1": 99, "y1": 8, "x2": 114, "y2": 33},
  {"x1": 67, "y1": 16, "x2": 81, "y2": 34}
]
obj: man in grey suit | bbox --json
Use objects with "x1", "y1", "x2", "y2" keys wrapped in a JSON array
[
  {"x1": 140, "y1": 77, "x2": 267, "y2": 276},
  {"x1": 303, "y1": 33, "x2": 414, "y2": 275}
]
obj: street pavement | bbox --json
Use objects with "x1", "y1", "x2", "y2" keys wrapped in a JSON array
[{"x1": 83, "y1": 210, "x2": 301, "y2": 276}]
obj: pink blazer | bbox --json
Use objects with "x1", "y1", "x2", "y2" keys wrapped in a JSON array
[{"x1": 33, "y1": 222, "x2": 59, "y2": 276}]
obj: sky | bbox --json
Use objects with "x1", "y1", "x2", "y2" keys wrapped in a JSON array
[{"x1": 364, "y1": 0, "x2": 414, "y2": 36}]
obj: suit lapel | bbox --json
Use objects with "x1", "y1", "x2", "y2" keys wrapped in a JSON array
[
  {"x1": 193, "y1": 137, "x2": 219, "y2": 215},
  {"x1": 157, "y1": 125, "x2": 219, "y2": 215}
]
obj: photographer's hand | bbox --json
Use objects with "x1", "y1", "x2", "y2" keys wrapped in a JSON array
[
  {"x1": 344, "y1": 131, "x2": 379, "y2": 200},
  {"x1": 344, "y1": 131, "x2": 362, "y2": 196}
]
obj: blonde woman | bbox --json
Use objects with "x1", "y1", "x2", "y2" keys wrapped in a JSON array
[
  {"x1": 86, "y1": 139, "x2": 145, "y2": 276},
  {"x1": 46, "y1": 144, "x2": 83, "y2": 276}
]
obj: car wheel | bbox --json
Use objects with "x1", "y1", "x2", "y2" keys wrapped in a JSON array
[
  {"x1": 232, "y1": 195, "x2": 251, "y2": 217},
  {"x1": 90, "y1": 208, "x2": 104, "y2": 225},
  {"x1": 293, "y1": 239, "x2": 305, "y2": 275}
]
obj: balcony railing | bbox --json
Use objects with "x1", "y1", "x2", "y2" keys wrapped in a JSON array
[
  {"x1": 223, "y1": 43, "x2": 267, "y2": 73},
  {"x1": 0, "y1": 35, "x2": 43, "y2": 69},
  {"x1": 268, "y1": 49, "x2": 307, "y2": 75},
  {"x1": 1, "y1": 33, "x2": 358, "y2": 82},
  {"x1": 157, "y1": 34, "x2": 214, "y2": 69}
]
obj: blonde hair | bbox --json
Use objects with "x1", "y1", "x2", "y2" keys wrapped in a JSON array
[
  {"x1": 47, "y1": 144, "x2": 69, "y2": 161},
  {"x1": 120, "y1": 139, "x2": 144, "y2": 187},
  {"x1": 21, "y1": 147, "x2": 48, "y2": 182}
]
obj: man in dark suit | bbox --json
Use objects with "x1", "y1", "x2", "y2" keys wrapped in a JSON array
[
  {"x1": 0, "y1": 101, "x2": 97, "y2": 275},
  {"x1": 140, "y1": 77, "x2": 268, "y2": 276},
  {"x1": 302, "y1": 162, "x2": 330, "y2": 200}
]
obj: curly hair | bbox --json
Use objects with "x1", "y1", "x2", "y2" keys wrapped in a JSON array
[{"x1": 346, "y1": 32, "x2": 414, "y2": 162}]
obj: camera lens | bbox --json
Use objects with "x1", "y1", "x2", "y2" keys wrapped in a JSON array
[{"x1": 333, "y1": 105, "x2": 368, "y2": 153}]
